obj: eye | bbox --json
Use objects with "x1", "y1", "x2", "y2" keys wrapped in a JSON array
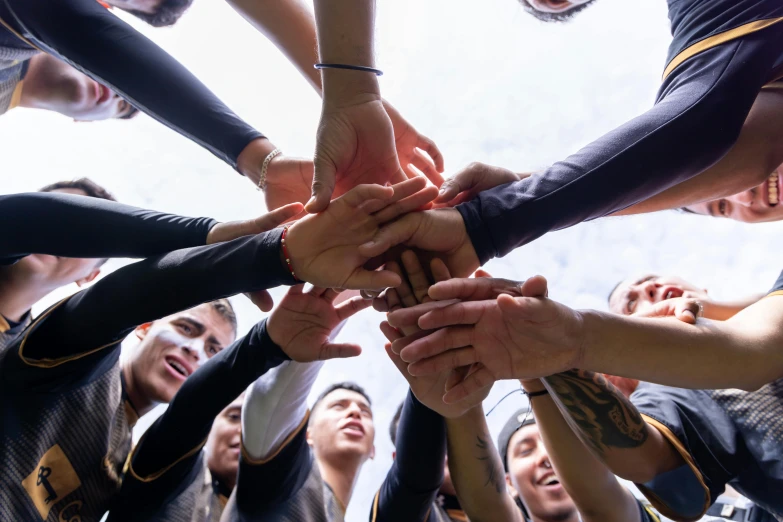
[
  {"x1": 228, "y1": 412, "x2": 241, "y2": 422},
  {"x1": 626, "y1": 298, "x2": 636, "y2": 315},
  {"x1": 718, "y1": 199, "x2": 728, "y2": 217},
  {"x1": 177, "y1": 323, "x2": 193, "y2": 335},
  {"x1": 207, "y1": 346, "x2": 218, "y2": 356}
]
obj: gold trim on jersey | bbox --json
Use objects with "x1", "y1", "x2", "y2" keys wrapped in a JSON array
[
  {"x1": 240, "y1": 410, "x2": 311, "y2": 466},
  {"x1": 21, "y1": 444, "x2": 82, "y2": 520},
  {"x1": 765, "y1": 290, "x2": 783, "y2": 299},
  {"x1": 446, "y1": 509, "x2": 468, "y2": 521},
  {"x1": 663, "y1": 17, "x2": 783, "y2": 81},
  {"x1": 635, "y1": 414, "x2": 710, "y2": 522},
  {"x1": 643, "y1": 504, "x2": 662, "y2": 522},
  {"x1": 17, "y1": 296, "x2": 122, "y2": 368},
  {"x1": 0, "y1": 14, "x2": 43, "y2": 52},
  {"x1": 371, "y1": 491, "x2": 381, "y2": 522},
  {"x1": 0, "y1": 315, "x2": 9, "y2": 333},
  {"x1": 127, "y1": 431, "x2": 209, "y2": 483},
  {"x1": 9, "y1": 79, "x2": 23, "y2": 110}
]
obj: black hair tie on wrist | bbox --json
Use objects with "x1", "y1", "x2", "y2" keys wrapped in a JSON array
[
  {"x1": 524, "y1": 389, "x2": 549, "y2": 399},
  {"x1": 314, "y1": 63, "x2": 383, "y2": 76}
]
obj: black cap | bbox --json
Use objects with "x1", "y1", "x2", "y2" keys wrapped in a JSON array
[{"x1": 497, "y1": 408, "x2": 536, "y2": 472}]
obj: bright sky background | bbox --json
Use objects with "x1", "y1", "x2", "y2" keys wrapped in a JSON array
[{"x1": 3, "y1": 0, "x2": 782, "y2": 520}]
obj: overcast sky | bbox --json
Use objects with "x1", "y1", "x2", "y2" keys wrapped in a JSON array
[{"x1": 3, "y1": 0, "x2": 781, "y2": 520}]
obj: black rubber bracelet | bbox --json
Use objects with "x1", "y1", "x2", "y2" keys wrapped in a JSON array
[
  {"x1": 314, "y1": 63, "x2": 383, "y2": 76},
  {"x1": 524, "y1": 389, "x2": 549, "y2": 399}
]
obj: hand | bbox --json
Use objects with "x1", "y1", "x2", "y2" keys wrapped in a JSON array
[
  {"x1": 380, "y1": 322, "x2": 492, "y2": 418},
  {"x1": 383, "y1": 100, "x2": 445, "y2": 187},
  {"x1": 286, "y1": 177, "x2": 438, "y2": 289},
  {"x1": 632, "y1": 297, "x2": 703, "y2": 325},
  {"x1": 433, "y1": 162, "x2": 529, "y2": 208},
  {"x1": 427, "y1": 274, "x2": 528, "y2": 302},
  {"x1": 263, "y1": 155, "x2": 315, "y2": 215},
  {"x1": 268, "y1": 285, "x2": 370, "y2": 361},
  {"x1": 360, "y1": 208, "x2": 480, "y2": 281},
  {"x1": 388, "y1": 276, "x2": 584, "y2": 403},
  {"x1": 308, "y1": 95, "x2": 405, "y2": 213},
  {"x1": 206, "y1": 203, "x2": 303, "y2": 312}
]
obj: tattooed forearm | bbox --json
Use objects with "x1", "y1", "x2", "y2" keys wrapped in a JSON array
[
  {"x1": 475, "y1": 436, "x2": 505, "y2": 494},
  {"x1": 542, "y1": 370, "x2": 648, "y2": 456}
]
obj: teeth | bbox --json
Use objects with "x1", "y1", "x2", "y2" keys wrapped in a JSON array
[
  {"x1": 543, "y1": 477, "x2": 559, "y2": 486},
  {"x1": 769, "y1": 175, "x2": 779, "y2": 206},
  {"x1": 665, "y1": 291, "x2": 672, "y2": 300}
]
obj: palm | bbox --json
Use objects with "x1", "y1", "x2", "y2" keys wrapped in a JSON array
[
  {"x1": 264, "y1": 157, "x2": 314, "y2": 211},
  {"x1": 408, "y1": 210, "x2": 480, "y2": 278},
  {"x1": 269, "y1": 293, "x2": 340, "y2": 362},
  {"x1": 411, "y1": 370, "x2": 488, "y2": 418}
]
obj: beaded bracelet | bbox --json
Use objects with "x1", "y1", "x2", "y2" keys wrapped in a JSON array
[
  {"x1": 280, "y1": 226, "x2": 300, "y2": 282},
  {"x1": 256, "y1": 148, "x2": 282, "y2": 191},
  {"x1": 314, "y1": 63, "x2": 383, "y2": 76}
]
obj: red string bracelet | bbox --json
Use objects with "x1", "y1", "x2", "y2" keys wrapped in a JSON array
[{"x1": 280, "y1": 226, "x2": 300, "y2": 282}]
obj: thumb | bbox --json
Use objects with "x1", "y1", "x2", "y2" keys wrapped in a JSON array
[
  {"x1": 474, "y1": 269, "x2": 492, "y2": 278},
  {"x1": 244, "y1": 290, "x2": 274, "y2": 312},
  {"x1": 633, "y1": 298, "x2": 702, "y2": 324},
  {"x1": 252, "y1": 203, "x2": 304, "y2": 232},
  {"x1": 320, "y1": 342, "x2": 362, "y2": 360},
  {"x1": 434, "y1": 178, "x2": 462, "y2": 203},
  {"x1": 307, "y1": 156, "x2": 337, "y2": 213},
  {"x1": 520, "y1": 275, "x2": 548, "y2": 298}
]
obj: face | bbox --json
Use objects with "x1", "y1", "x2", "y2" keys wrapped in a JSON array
[
  {"x1": 527, "y1": 0, "x2": 593, "y2": 14},
  {"x1": 29, "y1": 54, "x2": 134, "y2": 121},
  {"x1": 604, "y1": 374, "x2": 639, "y2": 399},
  {"x1": 685, "y1": 169, "x2": 783, "y2": 223},
  {"x1": 104, "y1": 0, "x2": 161, "y2": 14},
  {"x1": 609, "y1": 274, "x2": 707, "y2": 316},
  {"x1": 506, "y1": 424, "x2": 577, "y2": 522},
  {"x1": 205, "y1": 394, "x2": 244, "y2": 490},
  {"x1": 307, "y1": 389, "x2": 375, "y2": 464},
  {"x1": 128, "y1": 303, "x2": 236, "y2": 404}
]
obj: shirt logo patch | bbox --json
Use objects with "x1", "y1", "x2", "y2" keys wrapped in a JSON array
[{"x1": 22, "y1": 444, "x2": 82, "y2": 520}]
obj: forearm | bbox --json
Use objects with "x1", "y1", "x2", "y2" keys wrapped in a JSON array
[
  {"x1": 242, "y1": 359, "x2": 322, "y2": 460},
  {"x1": 579, "y1": 309, "x2": 783, "y2": 391},
  {"x1": 0, "y1": 193, "x2": 215, "y2": 264},
  {"x1": 375, "y1": 390, "x2": 445, "y2": 522},
  {"x1": 226, "y1": 0, "x2": 322, "y2": 93},
  {"x1": 702, "y1": 293, "x2": 765, "y2": 321},
  {"x1": 457, "y1": 33, "x2": 783, "y2": 263},
  {"x1": 524, "y1": 380, "x2": 641, "y2": 522},
  {"x1": 26, "y1": 230, "x2": 292, "y2": 359},
  {"x1": 1, "y1": 0, "x2": 262, "y2": 169},
  {"x1": 131, "y1": 320, "x2": 289, "y2": 477},
  {"x1": 446, "y1": 406, "x2": 522, "y2": 522},
  {"x1": 541, "y1": 370, "x2": 681, "y2": 485}
]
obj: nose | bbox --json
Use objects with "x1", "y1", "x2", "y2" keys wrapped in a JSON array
[
  {"x1": 638, "y1": 280, "x2": 658, "y2": 302},
  {"x1": 179, "y1": 338, "x2": 207, "y2": 365},
  {"x1": 346, "y1": 402, "x2": 363, "y2": 419},
  {"x1": 727, "y1": 190, "x2": 754, "y2": 207}
]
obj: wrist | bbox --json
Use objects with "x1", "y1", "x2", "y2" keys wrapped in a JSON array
[
  {"x1": 321, "y1": 69, "x2": 381, "y2": 107},
  {"x1": 520, "y1": 379, "x2": 545, "y2": 393},
  {"x1": 237, "y1": 138, "x2": 278, "y2": 185}
]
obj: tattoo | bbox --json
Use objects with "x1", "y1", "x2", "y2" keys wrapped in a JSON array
[
  {"x1": 475, "y1": 435, "x2": 505, "y2": 494},
  {"x1": 543, "y1": 370, "x2": 648, "y2": 456}
]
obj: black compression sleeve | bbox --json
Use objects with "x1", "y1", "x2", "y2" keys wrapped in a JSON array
[
  {"x1": 24, "y1": 229, "x2": 294, "y2": 361},
  {"x1": 113, "y1": 319, "x2": 288, "y2": 515},
  {"x1": 373, "y1": 390, "x2": 446, "y2": 522},
  {"x1": 457, "y1": 26, "x2": 783, "y2": 264},
  {"x1": 0, "y1": 0, "x2": 263, "y2": 169},
  {"x1": 0, "y1": 193, "x2": 216, "y2": 264}
]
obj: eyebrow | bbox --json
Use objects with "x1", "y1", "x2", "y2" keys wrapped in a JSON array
[{"x1": 177, "y1": 317, "x2": 205, "y2": 335}]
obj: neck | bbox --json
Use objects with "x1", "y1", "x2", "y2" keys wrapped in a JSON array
[
  {"x1": 120, "y1": 360, "x2": 156, "y2": 417},
  {"x1": 0, "y1": 268, "x2": 51, "y2": 322},
  {"x1": 316, "y1": 453, "x2": 364, "y2": 510},
  {"x1": 531, "y1": 510, "x2": 581, "y2": 522}
]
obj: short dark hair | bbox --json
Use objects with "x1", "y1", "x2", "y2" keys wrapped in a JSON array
[
  {"x1": 207, "y1": 298, "x2": 237, "y2": 337},
  {"x1": 124, "y1": 0, "x2": 194, "y2": 28},
  {"x1": 607, "y1": 280, "x2": 623, "y2": 306},
  {"x1": 311, "y1": 382, "x2": 372, "y2": 417},
  {"x1": 39, "y1": 177, "x2": 116, "y2": 202},
  {"x1": 389, "y1": 401, "x2": 404, "y2": 446},
  {"x1": 518, "y1": 0, "x2": 596, "y2": 23}
]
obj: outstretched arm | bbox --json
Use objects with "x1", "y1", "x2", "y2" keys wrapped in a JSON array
[{"x1": 523, "y1": 379, "x2": 646, "y2": 522}]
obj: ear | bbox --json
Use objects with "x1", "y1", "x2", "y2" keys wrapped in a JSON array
[
  {"x1": 505, "y1": 473, "x2": 519, "y2": 497},
  {"x1": 306, "y1": 427, "x2": 314, "y2": 447},
  {"x1": 369, "y1": 445, "x2": 376, "y2": 460},
  {"x1": 75, "y1": 268, "x2": 101, "y2": 287},
  {"x1": 391, "y1": 451, "x2": 396, "y2": 460},
  {"x1": 135, "y1": 322, "x2": 153, "y2": 341}
]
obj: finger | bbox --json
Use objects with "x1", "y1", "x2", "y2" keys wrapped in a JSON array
[
  {"x1": 417, "y1": 301, "x2": 488, "y2": 330},
  {"x1": 411, "y1": 149, "x2": 439, "y2": 181},
  {"x1": 384, "y1": 342, "x2": 411, "y2": 378},
  {"x1": 358, "y1": 214, "x2": 421, "y2": 258},
  {"x1": 417, "y1": 135, "x2": 445, "y2": 173},
  {"x1": 389, "y1": 328, "x2": 433, "y2": 355},
  {"x1": 389, "y1": 167, "x2": 408, "y2": 185},
  {"x1": 430, "y1": 258, "x2": 451, "y2": 284},
  {"x1": 320, "y1": 342, "x2": 362, "y2": 360},
  {"x1": 360, "y1": 289, "x2": 382, "y2": 299},
  {"x1": 339, "y1": 184, "x2": 395, "y2": 209},
  {"x1": 443, "y1": 366, "x2": 495, "y2": 404},
  {"x1": 360, "y1": 198, "x2": 396, "y2": 215},
  {"x1": 406, "y1": 345, "x2": 479, "y2": 376},
  {"x1": 380, "y1": 321, "x2": 403, "y2": 343},
  {"x1": 401, "y1": 250, "x2": 431, "y2": 304},
  {"x1": 306, "y1": 158, "x2": 337, "y2": 213},
  {"x1": 474, "y1": 269, "x2": 492, "y2": 278},
  {"x1": 394, "y1": 273, "x2": 418, "y2": 310},
  {"x1": 323, "y1": 288, "x2": 342, "y2": 303},
  {"x1": 335, "y1": 295, "x2": 373, "y2": 321},
  {"x1": 344, "y1": 268, "x2": 402, "y2": 291},
  {"x1": 372, "y1": 186, "x2": 439, "y2": 224},
  {"x1": 288, "y1": 284, "x2": 306, "y2": 296},
  {"x1": 245, "y1": 290, "x2": 274, "y2": 312},
  {"x1": 305, "y1": 285, "x2": 327, "y2": 297},
  {"x1": 253, "y1": 203, "x2": 305, "y2": 232},
  {"x1": 520, "y1": 275, "x2": 548, "y2": 298},
  {"x1": 428, "y1": 278, "x2": 494, "y2": 301},
  {"x1": 372, "y1": 294, "x2": 390, "y2": 312},
  {"x1": 446, "y1": 364, "x2": 472, "y2": 391},
  {"x1": 399, "y1": 326, "x2": 473, "y2": 363},
  {"x1": 387, "y1": 299, "x2": 460, "y2": 330}
]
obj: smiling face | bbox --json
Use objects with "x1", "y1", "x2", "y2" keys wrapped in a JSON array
[
  {"x1": 685, "y1": 168, "x2": 783, "y2": 223},
  {"x1": 205, "y1": 394, "x2": 244, "y2": 490},
  {"x1": 506, "y1": 424, "x2": 578, "y2": 522},
  {"x1": 307, "y1": 388, "x2": 375, "y2": 465},
  {"x1": 127, "y1": 303, "x2": 237, "y2": 404},
  {"x1": 609, "y1": 274, "x2": 707, "y2": 316}
]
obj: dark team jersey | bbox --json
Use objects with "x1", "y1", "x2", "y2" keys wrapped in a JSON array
[
  {"x1": 631, "y1": 380, "x2": 783, "y2": 522},
  {"x1": 457, "y1": 0, "x2": 783, "y2": 265},
  {"x1": 0, "y1": 302, "x2": 136, "y2": 522},
  {"x1": 224, "y1": 413, "x2": 344, "y2": 522},
  {"x1": 0, "y1": 311, "x2": 29, "y2": 353},
  {"x1": 108, "y1": 320, "x2": 289, "y2": 522},
  {"x1": 0, "y1": 0, "x2": 262, "y2": 169},
  {"x1": 428, "y1": 495, "x2": 467, "y2": 522}
]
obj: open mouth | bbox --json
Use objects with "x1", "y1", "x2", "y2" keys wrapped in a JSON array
[
  {"x1": 341, "y1": 420, "x2": 365, "y2": 438},
  {"x1": 662, "y1": 287, "x2": 683, "y2": 301},
  {"x1": 164, "y1": 356, "x2": 191, "y2": 379},
  {"x1": 95, "y1": 82, "x2": 111, "y2": 105},
  {"x1": 768, "y1": 173, "x2": 779, "y2": 206},
  {"x1": 536, "y1": 473, "x2": 561, "y2": 487}
]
